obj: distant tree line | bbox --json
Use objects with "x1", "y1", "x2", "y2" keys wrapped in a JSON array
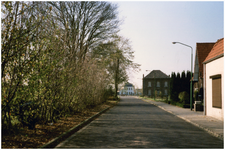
[
  {"x1": 169, "y1": 71, "x2": 192, "y2": 103},
  {"x1": 1, "y1": 1, "x2": 139, "y2": 132}
]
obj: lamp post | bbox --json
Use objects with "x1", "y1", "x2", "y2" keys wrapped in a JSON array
[
  {"x1": 172, "y1": 42, "x2": 193, "y2": 110},
  {"x1": 146, "y1": 70, "x2": 155, "y2": 100}
]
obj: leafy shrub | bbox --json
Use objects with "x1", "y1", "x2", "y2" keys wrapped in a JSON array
[
  {"x1": 170, "y1": 101, "x2": 177, "y2": 105},
  {"x1": 178, "y1": 91, "x2": 189, "y2": 104},
  {"x1": 175, "y1": 102, "x2": 183, "y2": 108},
  {"x1": 176, "y1": 102, "x2": 190, "y2": 108},
  {"x1": 17, "y1": 102, "x2": 41, "y2": 129}
]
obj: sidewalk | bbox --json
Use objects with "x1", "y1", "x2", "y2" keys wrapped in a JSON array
[{"x1": 138, "y1": 97, "x2": 224, "y2": 140}]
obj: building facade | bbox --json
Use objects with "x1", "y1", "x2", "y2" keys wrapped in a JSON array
[
  {"x1": 143, "y1": 70, "x2": 170, "y2": 98},
  {"x1": 119, "y1": 82, "x2": 135, "y2": 95},
  {"x1": 203, "y1": 38, "x2": 224, "y2": 120},
  {"x1": 193, "y1": 42, "x2": 215, "y2": 101}
]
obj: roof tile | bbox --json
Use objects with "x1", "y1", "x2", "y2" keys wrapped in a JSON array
[
  {"x1": 144, "y1": 70, "x2": 169, "y2": 79},
  {"x1": 204, "y1": 38, "x2": 224, "y2": 63}
]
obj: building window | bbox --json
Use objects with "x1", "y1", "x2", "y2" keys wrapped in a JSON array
[
  {"x1": 148, "y1": 90, "x2": 151, "y2": 95},
  {"x1": 148, "y1": 82, "x2": 151, "y2": 87},
  {"x1": 164, "y1": 81, "x2": 168, "y2": 87},
  {"x1": 157, "y1": 81, "x2": 160, "y2": 87},
  {"x1": 211, "y1": 75, "x2": 222, "y2": 108},
  {"x1": 165, "y1": 89, "x2": 167, "y2": 95}
]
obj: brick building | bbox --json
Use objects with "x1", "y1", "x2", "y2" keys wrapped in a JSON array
[
  {"x1": 193, "y1": 42, "x2": 215, "y2": 100},
  {"x1": 143, "y1": 70, "x2": 170, "y2": 98}
]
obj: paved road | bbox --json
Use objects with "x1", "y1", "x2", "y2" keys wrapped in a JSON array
[{"x1": 56, "y1": 96, "x2": 223, "y2": 148}]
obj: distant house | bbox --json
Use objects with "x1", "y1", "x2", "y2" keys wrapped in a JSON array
[
  {"x1": 119, "y1": 82, "x2": 135, "y2": 95},
  {"x1": 193, "y1": 42, "x2": 215, "y2": 101},
  {"x1": 203, "y1": 38, "x2": 224, "y2": 120},
  {"x1": 143, "y1": 70, "x2": 170, "y2": 98}
]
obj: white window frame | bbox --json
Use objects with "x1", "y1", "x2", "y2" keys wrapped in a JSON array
[
  {"x1": 165, "y1": 89, "x2": 167, "y2": 95},
  {"x1": 164, "y1": 81, "x2": 168, "y2": 87},
  {"x1": 157, "y1": 81, "x2": 160, "y2": 87},
  {"x1": 148, "y1": 82, "x2": 151, "y2": 87},
  {"x1": 148, "y1": 90, "x2": 151, "y2": 95}
]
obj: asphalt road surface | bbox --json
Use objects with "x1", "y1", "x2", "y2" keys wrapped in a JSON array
[{"x1": 56, "y1": 96, "x2": 223, "y2": 148}]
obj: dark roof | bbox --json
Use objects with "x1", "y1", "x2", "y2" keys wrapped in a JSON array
[
  {"x1": 195, "y1": 42, "x2": 215, "y2": 78},
  {"x1": 144, "y1": 70, "x2": 170, "y2": 79},
  {"x1": 124, "y1": 82, "x2": 133, "y2": 87},
  {"x1": 204, "y1": 38, "x2": 224, "y2": 63}
]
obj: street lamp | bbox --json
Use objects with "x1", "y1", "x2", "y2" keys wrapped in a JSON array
[
  {"x1": 172, "y1": 42, "x2": 193, "y2": 110},
  {"x1": 146, "y1": 70, "x2": 155, "y2": 100}
]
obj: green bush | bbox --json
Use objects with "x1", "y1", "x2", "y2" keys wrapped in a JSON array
[
  {"x1": 167, "y1": 99, "x2": 190, "y2": 108},
  {"x1": 17, "y1": 102, "x2": 41, "y2": 129},
  {"x1": 176, "y1": 102, "x2": 190, "y2": 108},
  {"x1": 170, "y1": 101, "x2": 177, "y2": 105},
  {"x1": 175, "y1": 102, "x2": 183, "y2": 108},
  {"x1": 178, "y1": 91, "x2": 189, "y2": 104}
]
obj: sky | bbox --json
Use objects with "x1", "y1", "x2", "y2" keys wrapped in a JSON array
[{"x1": 112, "y1": 1, "x2": 224, "y2": 89}]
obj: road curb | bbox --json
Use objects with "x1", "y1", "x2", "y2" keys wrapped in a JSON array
[
  {"x1": 141, "y1": 98, "x2": 223, "y2": 141},
  {"x1": 177, "y1": 115, "x2": 223, "y2": 140},
  {"x1": 39, "y1": 106, "x2": 111, "y2": 148}
]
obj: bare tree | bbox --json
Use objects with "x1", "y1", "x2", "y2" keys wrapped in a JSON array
[
  {"x1": 92, "y1": 35, "x2": 141, "y2": 98},
  {"x1": 2, "y1": 1, "x2": 137, "y2": 132},
  {"x1": 48, "y1": 1, "x2": 119, "y2": 64}
]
